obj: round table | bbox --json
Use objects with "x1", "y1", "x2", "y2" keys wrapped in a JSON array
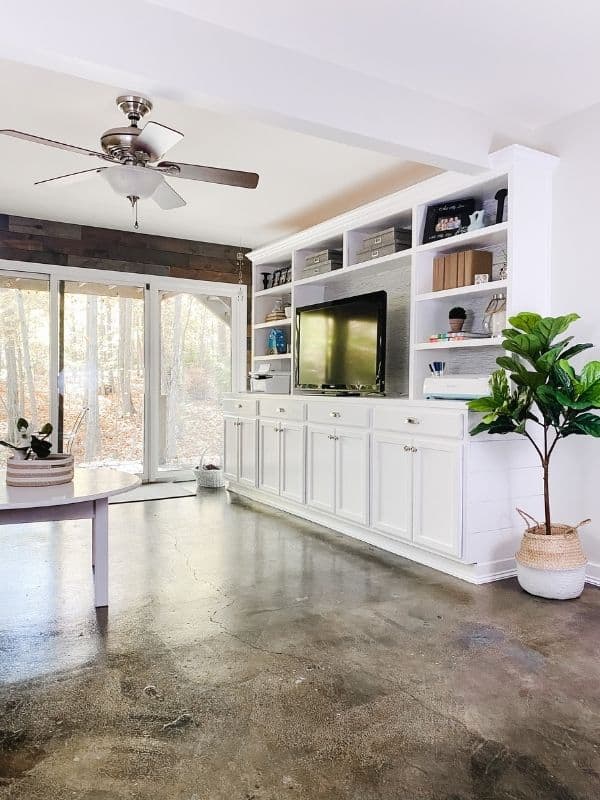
[{"x1": 0, "y1": 467, "x2": 140, "y2": 607}]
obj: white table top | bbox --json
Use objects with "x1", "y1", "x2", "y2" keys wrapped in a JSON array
[{"x1": 0, "y1": 467, "x2": 141, "y2": 510}]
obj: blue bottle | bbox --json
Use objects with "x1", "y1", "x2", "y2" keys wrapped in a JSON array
[{"x1": 267, "y1": 328, "x2": 287, "y2": 354}]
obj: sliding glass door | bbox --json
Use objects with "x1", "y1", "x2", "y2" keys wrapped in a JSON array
[
  {"x1": 0, "y1": 273, "x2": 50, "y2": 463},
  {"x1": 59, "y1": 280, "x2": 146, "y2": 475},
  {"x1": 155, "y1": 289, "x2": 232, "y2": 478},
  {"x1": 0, "y1": 265, "x2": 245, "y2": 481}
]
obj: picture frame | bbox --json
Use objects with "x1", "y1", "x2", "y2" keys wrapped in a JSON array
[{"x1": 422, "y1": 198, "x2": 475, "y2": 244}]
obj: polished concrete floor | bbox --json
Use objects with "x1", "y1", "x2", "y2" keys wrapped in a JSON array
[{"x1": 1, "y1": 491, "x2": 599, "y2": 799}]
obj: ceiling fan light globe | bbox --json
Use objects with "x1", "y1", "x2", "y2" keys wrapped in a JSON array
[{"x1": 102, "y1": 165, "x2": 162, "y2": 199}]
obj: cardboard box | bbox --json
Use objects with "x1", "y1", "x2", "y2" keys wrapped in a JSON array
[
  {"x1": 432, "y1": 256, "x2": 445, "y2": 291},
  {"x1": 443, "y1": 252, "x2": 458, "y2": 289},
  {"x1": 463, "y1": 249, "x2": 493, "y2": 284}
]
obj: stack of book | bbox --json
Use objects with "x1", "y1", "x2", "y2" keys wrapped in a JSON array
[
  {"x1": 428, "y1": 332, "x2": 491, "y2": 343},
  {"x1": 432, "y1": 249, "x2": 493, "y2": 290}
]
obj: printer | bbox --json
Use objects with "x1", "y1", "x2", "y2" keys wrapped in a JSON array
[{"x1": 423, "y1": 374, "x2": 491, "y2": 401}]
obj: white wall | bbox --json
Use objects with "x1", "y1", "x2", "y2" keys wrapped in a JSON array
[{"x1": 537, "y1": 104, "x2": 600, "y2": 570}]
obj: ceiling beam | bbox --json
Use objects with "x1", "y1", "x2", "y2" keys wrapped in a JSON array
[{"x1": 0, "y1": 0, "x2": 494, "y2": 173}]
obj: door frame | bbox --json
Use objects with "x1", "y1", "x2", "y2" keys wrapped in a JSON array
[{"x1": 0, "y1": 259, "x2": 247, "y2": 482}]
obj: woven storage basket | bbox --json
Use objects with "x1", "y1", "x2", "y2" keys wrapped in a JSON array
[
  {"x1": 515, "y1": 509, "x2": 588, "y2": 570},
  {"x1": 6, "y1": 453, "x2": 74, "y2": 487},
  {"x1": 194, "y1": 458, "x2": 225, "y2": 490}
]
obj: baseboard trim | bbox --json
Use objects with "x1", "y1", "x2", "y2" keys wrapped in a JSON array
[
  {"x1": 586, "y1": 561, "x2": 600, "y2": 587},
  {"x1": 227, "y1": 483, "x2": 515, "y2": 586}
]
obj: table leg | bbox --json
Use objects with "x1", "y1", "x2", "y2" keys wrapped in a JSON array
[{"x1": 92, "y1": 497, "x2": 109, "y2": 607}]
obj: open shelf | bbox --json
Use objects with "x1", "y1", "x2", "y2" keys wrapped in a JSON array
[
  {"x1": 416, "y1": 222, "x2": 508, "y2": 253},
  {"x1": 415, "y1": 279, "x2": 508, "y2": 302},
  {"x1": 254, "y1": 319, "x2": 292, "y2": 329},
  {"x1": 253, "y1": 353, "x2": 292, "y2": 361},
  {"x1": 296, "y1": 249, "x2": 412, "y2": 289},
  {"x1": 254, "y1": 283, "x2": 293, "y2": 299},
  {"x1": 414, "y1": 337, "x2": 503, "y2": 351}
]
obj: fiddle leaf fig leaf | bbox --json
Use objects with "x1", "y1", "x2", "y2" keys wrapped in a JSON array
[
  {"x1": 467, "y1": 396, "x2": 498, "y2": 412},
  {"x1": 535, "y1": 313, "x2": 579, "y2": 346},
  {"x1": 568, "y1": 413, "x2": 600, "y2": 437},
  {"x1": 504, "y1": 333, "x2": 545, "y2": 364},
  {"x1": 508, "y1": 312, "x2": 543, "y2": 333},
  {"x1": 561, "y1": 342, "x2": 593, "y2": 361},
  {"x1": 579, "y1": 362, "x2": 600, "y2": 391}
]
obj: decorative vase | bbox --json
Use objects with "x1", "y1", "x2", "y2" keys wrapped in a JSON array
[
  {"x1": 267, "y1": 327, "x2": 287, "y2": 354},
  {"x1": 6, "y1": 453, "x2": 75, "y2": 487},
  {"x1": 449, "y1": 318, "x2": 464, "y2": 332},
  {"x1": 515, "y1": 509, "x2": 589, "y2": 600}
]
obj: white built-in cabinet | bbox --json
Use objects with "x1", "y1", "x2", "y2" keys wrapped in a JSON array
[
  {"x1": 306, "y1": 425, "x2": 369, "y2": 525},
  {"x1": 223, "y1": 415, "x2": 257, "y2": 488},
  {"x1": 371, "y1": 432, "x2": 413, "y2": 542},
  {"x1": 259, "y1": 419, "x2": 305, "y2": 502}
]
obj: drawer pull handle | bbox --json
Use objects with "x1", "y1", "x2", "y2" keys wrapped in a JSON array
[
  {"x1": 277, "y1": 407, "x2": 285, "y2": 413},
  {"x1": 237, "y1": 403, "x2": 243, "y2": 408},
  {"x1": 411, "y1": 446, "x2": 418, "y2": 453},
  {"x1": 403, "y1": 445, "x2": 410, "y2": 451},
  {"x1": 404, "y1": 417, "x2": 420, "y2": 425},
  {"x1": 329, "y1": 411, "x2": 341, "y2": 418},
  {"x1": 328, "y1": 434, "x2": 339, "y2": 440}
]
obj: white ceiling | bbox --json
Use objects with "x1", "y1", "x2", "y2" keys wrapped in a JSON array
[
  {"x1": 0, "y1": 60, "x2": 437, "y2": 247},
  {"x1": 150, "y1": 0, "x2": 600, "y2": 131}
]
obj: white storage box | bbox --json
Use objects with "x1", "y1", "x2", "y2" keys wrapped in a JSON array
[{"x1": 250, "y1": 372, "x2": 291, "y2": 394}]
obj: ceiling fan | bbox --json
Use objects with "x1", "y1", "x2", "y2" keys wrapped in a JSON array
[{"x1": 0, "y1": 95, "x2": 259, "y2": 229}]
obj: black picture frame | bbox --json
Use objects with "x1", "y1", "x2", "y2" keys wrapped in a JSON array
[{"x1": 422, "y1": 198, "x2": 475, "y2": 244}]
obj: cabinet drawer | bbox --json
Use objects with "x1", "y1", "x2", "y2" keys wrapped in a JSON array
[
  {"x1": 372, "y1": 407, "x2": 464, "y2": 439},
  {"x1": 223, "y1": 397, "x2": 257, "y2": 418},
  {"x1": 307, "y1": 402, "x2": 371, "y2": 428},
  {"x1": 259, "y1": 398, "x2": 305, "y2": 421}
]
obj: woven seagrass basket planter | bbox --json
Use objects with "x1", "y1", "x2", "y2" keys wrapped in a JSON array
[
  {"x1": 515, "y1": 509, "x2": 589, "y2": 600},
  {"x1": 6, "y1": 453, "x2": 74, "y2": 487}
]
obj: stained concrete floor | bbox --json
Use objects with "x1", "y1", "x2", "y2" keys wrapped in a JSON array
[{"x1": 1, "y1": 491, "x2": 599, "y2": 800}]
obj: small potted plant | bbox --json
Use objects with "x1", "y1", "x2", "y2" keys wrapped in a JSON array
[
  {"x1": 449, "y1": 306, "x2": 467, "y2": 332},
  {"x1": 1, "y1": 418, "x2": 74, "y2": 486},
  {"x1": 468, "y1": 312, "x2": 600, "y2": 599}
]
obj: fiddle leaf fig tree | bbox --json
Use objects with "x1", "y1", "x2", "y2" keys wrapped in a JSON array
[{"x1": 468, "y1": 313, "x2": 600, "y2": 535}]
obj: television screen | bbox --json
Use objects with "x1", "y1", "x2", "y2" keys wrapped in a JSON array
[{"x1": 295, "y1": 291, "x2": 386, "y2": 394}]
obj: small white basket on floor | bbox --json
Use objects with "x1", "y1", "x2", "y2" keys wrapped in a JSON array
[{"x1": 194, "y1": 457, "x2": 225, "y2": 490}]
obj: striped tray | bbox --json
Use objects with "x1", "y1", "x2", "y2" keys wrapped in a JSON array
[{"x1": 6, "y1": 453, "x2": 74, "y2": 487}]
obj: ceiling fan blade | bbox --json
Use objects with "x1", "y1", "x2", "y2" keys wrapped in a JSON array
[
  {"x1": 157, "y1": 160, "x2": 259, "y2": 189},
  {"x1": 152, "y1": 179, "x2": 186, "y2": 210},
  {"x1": 34, "y1": 166, "x2": 108, "y2": 186},
  {"x1": 0, "y1": 129, "x2": 107, "y2": 159},
  {"x1": 136, "y1": 121, "x2": 183, "y2": 161}
]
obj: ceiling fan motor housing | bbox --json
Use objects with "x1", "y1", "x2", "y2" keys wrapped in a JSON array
[{"x1": 100, "y1": 95, "x2": 157, "y2": 163}]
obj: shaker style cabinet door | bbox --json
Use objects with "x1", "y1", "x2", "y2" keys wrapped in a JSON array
[
  {"x1": 412, "y1": 437, "x2": 462, "y2": 557},
  {"x1": 238, "y1": 418, "x2": 257, "y2": 488},
  {"x1": 280, "y1": 422, "x2": 305, "y2": 504},
  {"x1": 223, "y1": 415, "x2": 239, "y2": 482},
  {"x1": 371, "y1": 432, "x2": 413, "y2": 542},
  {"x1": 306, "y1": 425, "x2": 336, "y2": 514},
  {"x1": 258, "y1": 420, "x2": 281, "y2": 495},
  {"x1": 335, "y1": 428, "x2": 370, "y2": 526}
]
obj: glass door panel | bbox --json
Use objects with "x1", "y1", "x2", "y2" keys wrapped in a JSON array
[
  {"x1": 60, "y1": 281, "x2": 145, "y2": 475},
  {"x1": 0, "y1": 273, "x2": 51, "y2": 462},
  {"x1": 158, "y1": 290, "x2": 232, "y2": 476}
]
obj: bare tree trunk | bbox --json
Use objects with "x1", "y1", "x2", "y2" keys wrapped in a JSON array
[
  {"x1": 4, "y1": 342, "x2": 19, "y2": 442},
  {"x1": 164, "y1": 295, "x2": 184, "y2": 464},
  {"x1": 85, "y1": 295, "x2": 100, "y2": 461},
  {"x1": 118, "y1": 297, "x2": 134, "y2": 415},
  {"x1": 16, "y1": 290, "x2": 38, "y2": 429}
]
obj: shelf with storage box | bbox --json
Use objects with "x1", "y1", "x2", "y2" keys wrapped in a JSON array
[
  {"x1": 253, "y1": 354, "x2": 292, "y2": 361},
  {"x1": 248, "y1": 146, "x2": 556, "y2": 399}
]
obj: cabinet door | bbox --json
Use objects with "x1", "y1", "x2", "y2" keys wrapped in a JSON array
[
  {"x1": 371, "y1": 432, "x2": 413, "y2": 541},
  {"x1": 306, "y1": 425, "x2": 336, "y2": 514},
  {"x1": 335, "y1": 428, "x2": 370, "y2": 526},
  {"x1": 412, "y1": 437, "x2": 462, "y2": 557},
  {"x1": 223, "y1": 415, "x2": 239, "y2": 481},
  {"x1": 238, "y1": 418, "x2": 257, "y2": 488},
  {"x1": 258, "y1": 420, "x2": 281, "y2": 495},
  {"x1": 280, "y1": 422, "x2": 305, "y2": 504}
]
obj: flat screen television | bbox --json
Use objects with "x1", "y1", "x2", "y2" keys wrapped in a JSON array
[{"x1": 295, "y1": 291, "x2": 386, "y2": 395}]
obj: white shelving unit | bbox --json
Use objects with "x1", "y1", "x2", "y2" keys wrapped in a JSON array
[{"x1": 248, "y1": 146, "x2": 558, "y2": 398}]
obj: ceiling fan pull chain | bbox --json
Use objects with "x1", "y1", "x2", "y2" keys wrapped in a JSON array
[
  {"x1": 127, "y1": 194, "x2": 140, "y2": 230},
  {"x1": 236, "y1": 251, "x2": 245, "y2": 284}
]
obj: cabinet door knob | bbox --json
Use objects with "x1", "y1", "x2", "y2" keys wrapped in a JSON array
[
  {"x1": 330, "y1": 411, "x2": 341, "y2": 418},
  {"x1": 411, "y1": 446, "x2": 418, "y2": 453},
  {"x1": 403, "y1": 445, "x2": 410, "y2": 451},
  {"x1": 274, "y1": 426, "x2": 279, "y2": 432},
  {"x1": 404, "y1": 417, "x2": 420, "y2": 425},
  {"x1": 237, "y1": 403, "x2": 243, "y2": 408}
]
